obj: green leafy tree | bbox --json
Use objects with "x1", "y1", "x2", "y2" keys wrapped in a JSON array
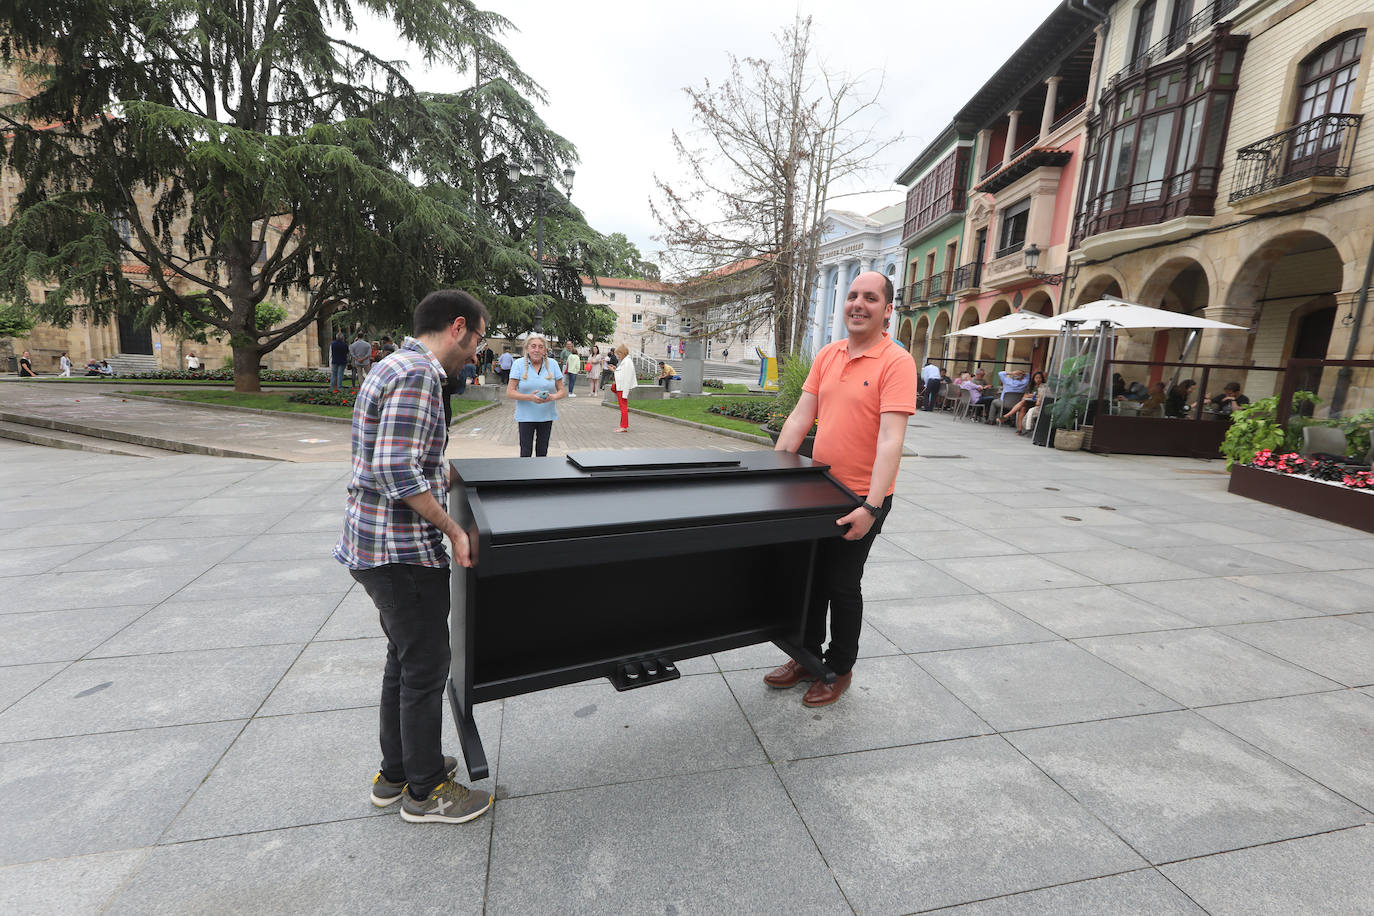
[
  {"x1": 590, "y1": 233, "x2": 660, "y2": 281},
  {"x1": 0, "y1": 0, "x2": 589, "y2": 391}
]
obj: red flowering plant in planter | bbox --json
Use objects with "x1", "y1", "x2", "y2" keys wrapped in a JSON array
[{"x1": 1248, "y1": 449, "x2": 1374, "y2": 492}]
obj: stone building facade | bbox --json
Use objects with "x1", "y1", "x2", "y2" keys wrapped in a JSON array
[{"x1": 807, "y1": 204, "x2": 907, "y2": 357}]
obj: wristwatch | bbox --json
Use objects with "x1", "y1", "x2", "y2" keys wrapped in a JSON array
[{"x1": 861, "y1": 501, "x2": 882, "y2": 516}]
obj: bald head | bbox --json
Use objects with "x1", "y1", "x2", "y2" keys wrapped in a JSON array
[{"x1": 856, "y1": 270, "x2": 894, "y2": 305}]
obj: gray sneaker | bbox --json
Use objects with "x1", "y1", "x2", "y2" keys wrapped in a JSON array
[
  {"x1": 400, "y1": 779, "x2": 493, "y2": 824},
  {"x1": 370, "y1": 756, "x2": 458, "y2": 808}
]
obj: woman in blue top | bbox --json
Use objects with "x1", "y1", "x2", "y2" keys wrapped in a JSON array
[{"x1": 505, "y1": 333, "x2": 566, "y2": 457}]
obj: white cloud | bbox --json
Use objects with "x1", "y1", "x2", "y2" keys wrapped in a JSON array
[{"x1": 358, "y1": 0, "x2": 1063, "y2": 263}]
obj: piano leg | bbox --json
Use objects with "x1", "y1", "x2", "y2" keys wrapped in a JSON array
[
  {"x1": 446, "y1": 678, "x2": 490, "y2": 782},
  {"x1": 773, "y1": 639, "x2": 837, "y2": 684}
]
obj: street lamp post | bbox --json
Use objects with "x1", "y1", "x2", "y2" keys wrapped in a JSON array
[{"x1": 507, "y1": 157, "x2": 575, "y2": 334}]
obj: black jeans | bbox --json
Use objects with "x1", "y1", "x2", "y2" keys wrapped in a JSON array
[
  {"x1": 518, "y1": 420, "x2": 553, "y2": 457},
  {"x1": 350, "y1": 563, "x2": 452, "y2": 800},
  {"x1": 803, "y1": 494, "x2": 892, "y2": 676},
  {"x1": 922, "y1": 380, "x2": 942, "y2": 410}
]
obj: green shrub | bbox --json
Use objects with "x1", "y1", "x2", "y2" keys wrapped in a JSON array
[
  {"x1": 1219, "y1": 391, "x2": 1320, "y2": 469},
  {"x1": 707, "y1": 399, "x2": 778, "y2": 424},
  {"x1": 702, "y1": 378, "x2": 725, "y2": 390},
  {"x1": 124, "y1": 368, "x2": 330, "y2": 383},
  {"x1": 287, "y1": 387, "x2": 356, "y2": 407}
]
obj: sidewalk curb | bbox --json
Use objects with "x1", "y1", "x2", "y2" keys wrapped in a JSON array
[
  {"x1": 0, "y1": 409, "x2": 273, "y2": 461},
  {"x1": 115, "y1": 391, "x2": 503, "y2": 427},
  {"x1": 607, "y1": 402, "x2": 772, "y2": 448}
]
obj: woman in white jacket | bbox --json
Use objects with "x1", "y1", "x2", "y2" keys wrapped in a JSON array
[{"x1": 612, "y1": 344, "x2": 636, "y2": 432}]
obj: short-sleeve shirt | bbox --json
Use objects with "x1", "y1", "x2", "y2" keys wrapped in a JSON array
[
  {"x1": 565, "y1": 353, "x2": 581, "y2": 374},
  {"x1": 511, "y1": 357, "x2": 561, "y2": 422},
  {"x1": 803, "y1": 335, "x2": 917, "y2": 498}
]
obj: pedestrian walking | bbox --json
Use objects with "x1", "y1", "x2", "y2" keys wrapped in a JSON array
[
  {"x1": 59, "y1": 352, "x2": 72, "y2": 377},
  {"x1": 348, "y1": 333, "x2": 372, "y2": 386},
  {"x1": 506, "y1": 332, "x2": 566, "y2": 457},
  {"x1": 585, "y1": 345, "x2": 604, "y2": 396},
  {"x1": 334, "y1": 288, "x2": 493, "y2": 826},
  {"x1": 497, "y1": 350, "x2": 513, "y2": 385},
  {"x1": 17, "y1": 350, "x2": 36, "y2": 377},
  {"x1": 764, "y1": 270, "x2": 916, "y2": 707},
  {"x1": 329, "y1": 332, "x2": 349, "y2": 390},
  {"x1": 563, "y1": 347, "x2": 581, "y2": 397},
  {"x1": 612, "y1": 344, "x2": 636, "y2": 432}
]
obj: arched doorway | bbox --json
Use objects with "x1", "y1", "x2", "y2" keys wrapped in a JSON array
[
  {"x1": 1133, "y1": 258, "x2": 1213, "y2": 387},
  {"x1": 1075, "y1": 273, "x2": 1125, "y2": 307},
  {"x1": 1014, "y1": 291, "x2": 1054, "y2": 372},
  {"x1": 897, "y1": 316, "x2": 914, "y2": 352},
  {"x1": 978, "y1": 300, "x2": 1012, "y2": 365},
  {"x1": 930, "y1": 308, "x2": 952, "y2": 362},
  {"x1": 952, "y1": 306, "x2": 980, "y2": 368},
  {"x1": 913, "y1": 314, "x2": 931, "y2": 367},
  {"x1": 1231, "y1": 230, "x2": 1345, "y2": 401}
]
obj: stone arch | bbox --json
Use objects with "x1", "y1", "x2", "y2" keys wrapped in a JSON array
[
  {"x1": 912, "y1": 313, "x2": 931, "y2": 367},
  {"x1": 978, "y1": 299, "x2": 1014, "y2": 363},
  {"x1": 896, "y1": 316, "x2": 915, "y2": 351},
  {"x1": 1074, "y1": 270, "x2": 1127, "y2": 306},
  {"x1": 952, "y1": 305, "x2": 980, "y2": 366},
  {"x1": 1010, "y1": 291, "x2": 1055, "y2": 369},
  {"x1": 930, "y1": 308, "x2": 952, "y2": 362},
  {"x1": 1137, "y1": 256, "x2": 1213, "y2": 314}
]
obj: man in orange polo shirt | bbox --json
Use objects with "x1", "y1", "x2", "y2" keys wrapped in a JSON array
[{"x1": 767, "y1": 270, "x2": 917, "y2": 706}]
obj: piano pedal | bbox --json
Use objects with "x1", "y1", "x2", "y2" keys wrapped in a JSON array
[{"x1": 610, "y1": 656, "x2": 682, "y2": 691}]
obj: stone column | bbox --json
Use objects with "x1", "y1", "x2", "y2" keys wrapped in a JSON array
[
  {"x1": 811, "y1": 266, "x2": 834, "y2": 354},
  {"x1": 831, "y1": 262, "x2": 853, "y2": 342},
  {"x1": 1003, "y1": 110, "x2": 1022, "y2": 167},
  {"x1": 976, "y1": 129, "x2": 992, "y2": 177},
  {"x1": 1195, "y1": 304, "x2": 1257, "y2": 365},
  {"x1": 1040, "y1": 76, "x2": 1061, "y2": 138}
]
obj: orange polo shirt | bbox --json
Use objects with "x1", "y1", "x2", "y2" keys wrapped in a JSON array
[{"x1": 804, "y1": 334, "x2": 917, "y2": 498}]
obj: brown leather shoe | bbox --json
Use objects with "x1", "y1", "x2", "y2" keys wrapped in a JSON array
[
  {"x1": 763, "y1": 659, "x2": 817, "y2": 688},
  {"x1": 802, "y1": 671, "x2": 853, "y2": 707}
]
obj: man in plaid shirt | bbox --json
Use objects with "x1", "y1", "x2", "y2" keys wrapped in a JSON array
[{"x1": 335, "y1": 289, "x2": 491, "y2": 825}]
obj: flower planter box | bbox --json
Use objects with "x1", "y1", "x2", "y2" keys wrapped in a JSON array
[{"x1": 1228, "y1": 464, "x2": 1374, "y2": 535}]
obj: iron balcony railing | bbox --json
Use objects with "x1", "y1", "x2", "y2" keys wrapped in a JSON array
[
  {"x1": 926, "y1": 273, "x2": 948, "y2": 300},
  {"x1": 1229, "y1": 113, "x2": 1363, "y2": 202},
  {"x1": 1119, "y1": 0, "x2": 1239, "y2": 80},
  {"x1": 1075, "y1": 164, "x2": 1221, "y2": 241},
  {"x1": 904, "y1": 279, "x2": 927, "y2": 305},
  {"x1": 949, "y1": 261, "x2": 983, "y2": 293}
]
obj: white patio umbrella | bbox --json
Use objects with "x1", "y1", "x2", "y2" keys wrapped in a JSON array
[
  {"x1": 944, "y1": 311, "x2": 1052, "y2": 340},
  {"x1": 1001, "y1": 297, "x2": 1248, "y2": 338}
]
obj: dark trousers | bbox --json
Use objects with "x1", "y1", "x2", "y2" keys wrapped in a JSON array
[
  {"x1": 922, "y1": 380, "x2": 942, "y2": 410},
  {"x1": 518, "y1": 420, "x2": 553, "y2": 457},
  {"x1": 802, "y1": 494, "x2": 892, "y2": 676},
  {"x1": 350, "y1": 563, "x2": 452, "y2": 800}
]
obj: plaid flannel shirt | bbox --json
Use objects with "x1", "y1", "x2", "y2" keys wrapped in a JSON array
[{"x1": 334, "y1": 339, "x2": 450, "y2": 570}]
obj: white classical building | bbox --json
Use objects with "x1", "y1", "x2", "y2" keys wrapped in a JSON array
[{"x1": 805, "y1": 203, "x2": 908, "y2": 355}]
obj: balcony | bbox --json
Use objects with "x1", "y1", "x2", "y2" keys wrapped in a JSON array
[
  {"x1": 949, "y1": 262, "x2": 983, "y2": 297},
  {"x1": 975, "y1": 147, "x2": 1074, "y2": 195},
  {"x1": 902, "y1": 280, "x2": 927, "y2": 307},
  {"x1": 1074, "y1": 165, "x2": 1220, "y2": 255},
  {"x1": 1229, "y1": 114, "x2": 1363, "y2": 213},
  {"x1": 1114, "y1": 0, "x2": 1241, "y2": 83}
]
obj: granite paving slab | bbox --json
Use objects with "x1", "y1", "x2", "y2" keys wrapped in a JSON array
[
  {"x1": 1166, "y1": 520, "x2": 1296, "y2": 545},
  {"x1": 0, "y1": 644, "x2": 298, "y2": 741},
  {"x1": 1198, "y1": 691, "x2": 1374, "y2": 811},
  {"x1": 0, "y1": 662, "x2": 64, "y2": 712},
  {"x1": 986, "y1": 524, "x2": 1118, "y2": 553},
  {"x1": 110, "y1": 815, "x2": 489, "y2": 916},
  {"x1": 258, "y1": 637, "x2": 386, "y2": 716},
  {"x1": 1238, "y1": 539, "x2": 1374, "y2": 572},
  {"x1": 1144, "y1": 543, "x2": 1308, "y2": 578},
  {"x1": 265, "y1": 510, "x2": 347, "y2": 534},
  {"x1": 1230, "y1": 571, "x2": 1374, "y2": 613},
  {"x1": 89, "y1": 593, "x2": 340, "y2": 656},
  {"x1": 863, "y1": 595, "x2": 1058, "y2": 653},
  {"x1": 1008, "y1": 711, "x2": 1371, "y2": 863},
  {"x1": 1341, "y1": 611, "x2": 1374, "y2": 632},
  {"x1": 51, "y1": 535, "x2": 251, "y2": 573},
  {"x1": 495, "y1": 674, "x2": 764, "y2": 796},
  {"x1": 917, "y1": 641, "x2": 1180, "y2": 731},
  {"x1": 1037, "y1": 548, "x2": 1209, "y2": 586},
  {"x1": 1118, "y1": 578, "x2": 1312, "y2": 626},
  {"x1": 724, "y1": 655, "x2": 989, "y2": 761},
  {"x1": 857, "y1": 559, "x2": 978, "y2": 601},
  {"x1": 164, "y1": 703, "x2": 500, "y2": 842},
  {"x1": 171, "y1": 557, "x2": 351, "y2": 601},
  {"x1": 1160, "y1": 825, "x2": 1374, "y2": 916},
  {"x1": 0, "y1": 721, "x2": 241, "y2": 865},
  {"x1": 989, "y1": 586, "x2": 1194, "y2": 638},
  {"x1": 935, "y1": 868, "x2": 1205, "y2": 915},
  {"x1": 486, "y1": 766, "x2": 850, "y2": 916},
  {"x1": 118, "y1": 512, "x2": 290, "y2": 540},
  {"x1": 0, "y1": 543, "x2": 102, "y2": 577},
  {"x1": 0, "y1": 605, "x2": 150, "y2": 665},
  {"x1": 779, "y1": 737, "x2": 1146, "y2": 915},
  {"x1": 0, "y1": 849, "x2": 149, "y2": 916},
  {"x1": 1220, "y1": 616, "x2": 1374, "y2": 687},
  {"x1": 0, "y1": 565, "x2": 207, "y2": 614},
  {"x1": 315, "y1": 585, "x2": 379, "y2": 641},
  {"x1": 0, "y1": 519, "x2": 154, "y2": 550},
  {"x1": 1076, "y1": 629, "x2": 1340, "y2": 706},
  {"x1": 881, "y1": 530, "x2": 1022, "y2": 560},
  {"x1": 1087, "y1": 522, "x2": 1215, "y2": 549},
  {"x1": 929, "y1": 555, "x2": 1096, "y2": 593}
]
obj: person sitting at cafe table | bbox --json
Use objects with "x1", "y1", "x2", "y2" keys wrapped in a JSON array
[
  {"x1": 1165, "y1": 379, "x2": 1196, "y2": 418},
  {"x1": 1138, "y1": 381, "x2": 1167, "y2": 414},
  {"x1": 1001, "y1": 370, "x2": 1047, "y2": 434},
  {"x1": 955, "y1": 372, "x2": 984, "y2": 404},
  {"x1": 1208, "y1": 382, "x2": 1249, "y2": 415},
  {"x1": 994, "y1": 368, "x2": 1028, "y2": 419}
]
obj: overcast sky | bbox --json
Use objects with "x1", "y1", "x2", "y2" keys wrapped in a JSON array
[{"x1": 370, "y1": 0, "x2": 1063, "y2": 264}]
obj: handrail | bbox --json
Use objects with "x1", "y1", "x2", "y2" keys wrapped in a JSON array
[
  {"x1": 1229, "y1": 113, "x2": 1363, "y2": 202},
  {"x1": 1113, "y1": 0, "x2": 1240, "y2": 83},
  {"x1": 1049, "y1": 101, "x2": 1086, "y2": 134}
]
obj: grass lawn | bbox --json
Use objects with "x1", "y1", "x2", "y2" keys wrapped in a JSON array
[
  {"x1": 625, "y1": 396, "x2": 774, "y2": 437},
  {"x1": 127, "y1": 390, "x2": 490, "y2": 421},
  {"x1": 16, "y1": 376, "x2": 328, "y2": 387}
]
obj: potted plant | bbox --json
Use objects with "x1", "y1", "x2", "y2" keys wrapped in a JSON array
[
  {"x1": 761, "y1": 352, "x2": 816, "y2": 457},
  {"x1": 1047, "y1": 354, "x2": 1093, "y2": 450}
]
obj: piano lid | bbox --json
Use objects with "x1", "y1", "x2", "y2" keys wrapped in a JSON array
[{"x1": 566, "y1": 449, "x2": 742, "y2": 473}]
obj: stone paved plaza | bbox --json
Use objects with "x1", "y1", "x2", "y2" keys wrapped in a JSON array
[{"x1": 2, "y1": 405, "x2": 1374, "y2": 914}]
